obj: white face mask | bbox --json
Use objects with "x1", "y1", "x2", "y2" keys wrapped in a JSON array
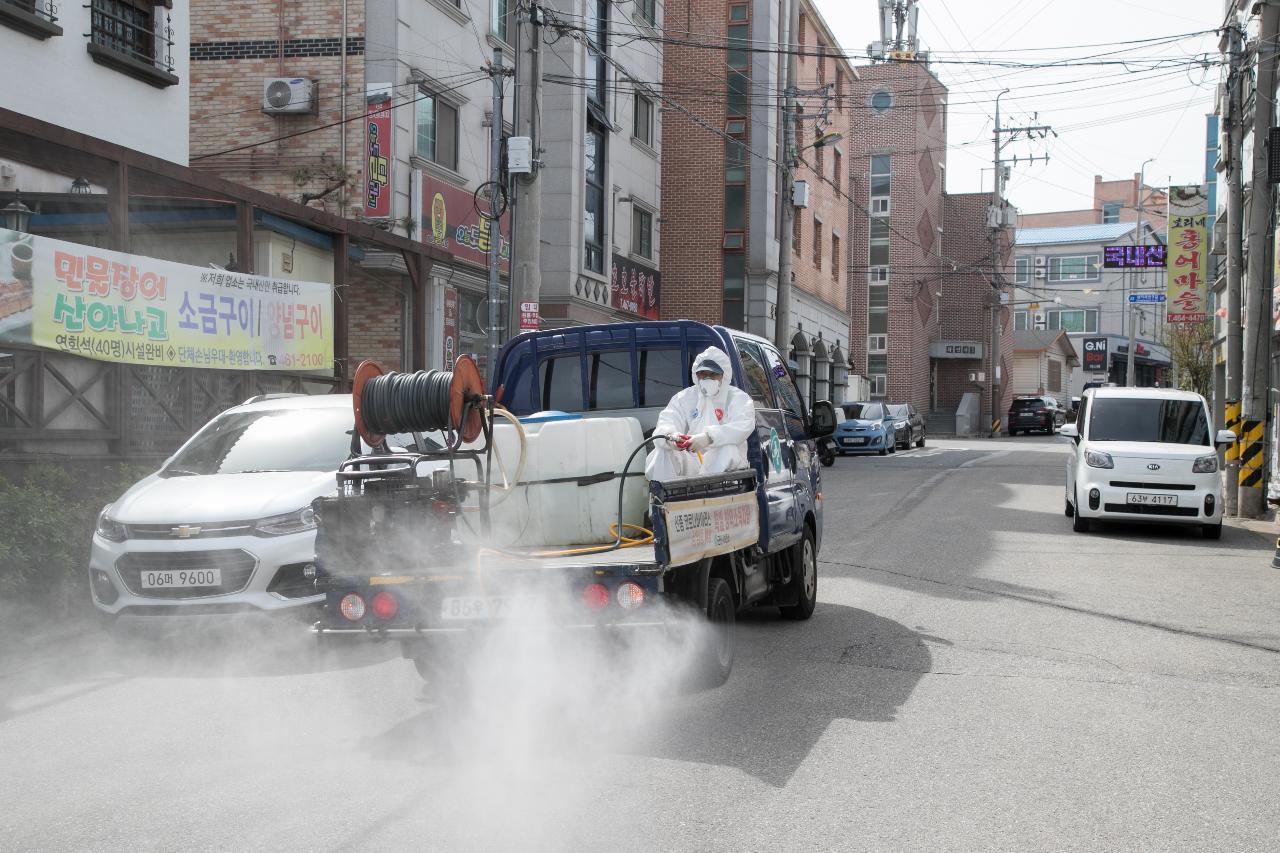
[{"x1": 698, "y1": 377, "x2": 722, "y2": 397}]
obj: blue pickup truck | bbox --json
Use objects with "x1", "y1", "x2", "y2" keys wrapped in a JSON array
[{"x1": 311, "y1": 320, "x2": 836, "y2": 686}]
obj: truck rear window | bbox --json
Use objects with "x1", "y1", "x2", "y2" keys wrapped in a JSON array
[
  {"x1": 540, "y1": 356, "x2": 583, "y2": 410},
  {"x1": 638, "y1": 349, "x2": 685, "y2": 406},
  {"x1": 589, "y1": 351, "x2": 635, "y2": 409}
]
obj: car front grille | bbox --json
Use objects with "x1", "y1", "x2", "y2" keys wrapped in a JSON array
[
  {"x1": 1109, "y1": 481, "x2": 1196, "y2": 491},
  {"x1": 125, "y1": 522, "x2": 255, "y2": 540},
  {"x1": 115, "y1": 549, "x2": 258, "y2": 599},
  {"x1": 1103, "y1": 503, "x2": 1199, "y2": 518}
]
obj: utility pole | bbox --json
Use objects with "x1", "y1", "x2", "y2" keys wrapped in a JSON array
[
  {"x1": 1127, "y1": 157, "x2": 1154, "y2": 387},
  {"x1": 774, "y1": 0, "x2": 800, "y2": 353},
  {"x1": 486, "y1": 47, "x2": 506, "y2": 378},
  {"x1": 1125, "y1": 306, "x2": 1141, "y2": 386},
  {"x1": 989, "y1": 94, "x2": 1053, "y2": 435},
  {"x1": 510, "y1": 2, "x2": 543, "y2": 342},
  {"x1": 1225, "y1": 19, "x2": 1245, "y2": 516},
  {"x1": 1242, "y1": 1, "x2": 1279, "y2": 518}
]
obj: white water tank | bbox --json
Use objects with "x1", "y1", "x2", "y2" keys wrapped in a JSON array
[{"x1": 470, "y1": 414, "x2": 648, "y2": 547}]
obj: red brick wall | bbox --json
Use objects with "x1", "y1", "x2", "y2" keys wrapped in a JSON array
[
  {"x1": 658, "y1": 0, "x2": 728, "y2": 324},
  {"x1": 345, "y1": 278, "x2": 403, "y2": 373},
  {"x1": 188, "y1": 2, "x2": 367, "y2": 219}
]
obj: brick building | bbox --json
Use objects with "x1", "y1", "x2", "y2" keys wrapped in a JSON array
[
  {"x1": 1019, "y1": 173, "x2": 1168, "y2": 233},
  {"x1": 659, "y1": 0, "x2": 851, "y2": 404},
  {"x1": 845, "y1": 60, "x2": 1012, "y2": 427}
]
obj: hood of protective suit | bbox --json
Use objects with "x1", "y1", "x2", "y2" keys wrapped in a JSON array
[{"x1": 690, "y1": 346, "x2": 734, "y2": 391}]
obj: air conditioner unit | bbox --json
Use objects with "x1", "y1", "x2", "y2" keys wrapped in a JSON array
[
  {"x1": 1034, "y1": 268, "x2": 1046, "y2": 279},
  {"x1": 263, "y1": 78, "x2": 317, "y2": 115},
  {"x1": 1033, "y1": 312, "x2": 1047, "y2": 329},
  {"x1": 870, "y1": 196, "x2": 890, "y2": 216},
  {"x1": 1033, "y1": 256, "x2": 1046, "y2": 267}
]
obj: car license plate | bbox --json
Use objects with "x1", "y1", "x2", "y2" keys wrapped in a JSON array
[
  {"x1": 1126, "y1": 492, "x2": 1177, "y2": 506},
  {"x1": 440, "y1": 596, "x2": 537, "y2": 620},
  {"x1": 140, "y1": 568, "x2": 221, "y2": 588},
  {"x1": 840, "y1": 437, "x2": 866, "y2": 446}
]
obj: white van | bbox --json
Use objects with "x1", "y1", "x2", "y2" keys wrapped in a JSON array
[{"x1": 1060, "y1": 387, "x2": 1236, "y2": 539}]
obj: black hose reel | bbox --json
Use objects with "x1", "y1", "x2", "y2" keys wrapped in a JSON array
[{"x1": 351, "y1": 356, "x2": 487, "y2": 448}]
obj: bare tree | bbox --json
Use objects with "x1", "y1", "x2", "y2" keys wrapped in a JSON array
[{"x1": 1163, "y1": 320, "x2": 1214, "y2": 398}]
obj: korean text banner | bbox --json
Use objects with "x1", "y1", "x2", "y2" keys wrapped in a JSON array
[
  {"x1": 1165, "y1": 185, "x2": 1208, "y2": 324},
  {"x1": 421, "y1": 173, "x2": 510, "y2": 273},
  {"x1": 0, "y1": 227, "x2": 333, "y2": 371}
]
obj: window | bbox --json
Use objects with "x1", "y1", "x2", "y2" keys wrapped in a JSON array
[
  {"x1": 1048, "y1": 359, "x2": 1062, "y2": 393},
  {"x1": 723, "y1": 251, "x2": 745, "y2": 330},
  {"x1": 867, "y1": 334, "x2": 887, "y2": 354},
  {"x1": 638, "y1": 349, "x2": 684, "y2": 406},
  {"x1": 491, "y1": 0, "x2": 513, "y2": 43},
  {"x1": 585, "y1": 0, "x2": 607, "y2": 109},
  {"x1": 760, "y1": 344, "x2": 806, "y2": 438},
  {"x1": 1015, "y1": 257, "x2": 1030, "y2": 284},
  {"x1": 836, "y1": 69, "x2": 845, "y2": 111},
  {"x1": 729, "y1": 4, "x2": 748, "y2": 21},
  {"x1": 870, "y1": 375, "x2": 887, "y2": 396},
  {"x1": 1014, "y1": 310, "x2": 1029, "y2": 331},
  {"x1": 724, "y1": 185, "x2": 746, "y2": 230},
  {"x1": 1102, "y1": 202, "x2": 1121, "y2": 224},
  {"x1": 633, "y1": 94, "x2": 654, "y2": 146},
  {"x1": 869, "y1": 283, "x2": 888, "y2": 335},
  {"x1": 813, "y1": 216, "x2": 822, "y2": 267},
  {"x1": 725, "y1": 137, "x2": 747, "y2": 184},
  {"x1": 1047, "y1": 254, "x2": 1100, "y2": 282},
  {"x1": 831, "y1": 234, "x2": 840, "y2": 281},
  {"x1": 584, "y1": 124, "x2": 606, "y2": 273},
  {"x1": 636, "y1": 0, "x2": 657, "y2": 26},
  {"x1": 871, "y1": 90, "x2": 893, "y2": 113},
  {"x1": 869, "y1": 217, "x2": 889, "y2": 267},
  {"x1": 540, "y1": 356, "x2": 584, "y2": 410},
  {"x1": 727, "y1": 21, "x2": 749, "y2": 70},
  {"x1": 415, "y1": 92, "x2": 459, "y2": 170},
  {"x1": 632, "y1": 207, "x2": 653, "y2": 259},
  {"x1": 89, "y1": 0, "x2": 176, "y2": 81},
  {"x1": 870, "y1": 154, "x2": 891, "y2": 198},
  {"x1": 798, "y1": 13, "x2": 806, "y2": 49},
  {"x1": 1047, "y1": 308, "x2": 1099, "y2": 333},
  {"x1": 589, "y1": 351, "x2": 635, "y2": 410},
  {"x1": 832, "y1": 150, "x2": 842, "y2": 193},
  {"x1": 735, "y1": 342, "x2": 776, "y2": 407},
  {"x1": 727, "y1": 71, "x2": 749, "y2": 116}
]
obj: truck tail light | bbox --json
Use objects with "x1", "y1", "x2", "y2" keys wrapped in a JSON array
[
  {"x1": 370, "y1": 591, "x2": 399, "y2": 620},
  {"x1": 339, "y1": 592, "x2": 366, "y2": 621},
  {"x1": 582, "y1": 583, "x2": 610, "y2": 611},
  {"x1": 615, "y1": 582, "x2": 645, "y2": 610}
]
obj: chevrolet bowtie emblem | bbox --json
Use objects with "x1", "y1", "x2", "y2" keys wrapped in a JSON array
[{"x1": 172, "y1": 525, "x2": 202, "y2": 538}]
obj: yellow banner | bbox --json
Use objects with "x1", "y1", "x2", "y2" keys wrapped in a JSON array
[
  {"x1": 1165, "y1": 185, "x2": 1208, "y2": 324},
  {"x1": 1, "y1": 228, "x2": 332, "y2": 371}
]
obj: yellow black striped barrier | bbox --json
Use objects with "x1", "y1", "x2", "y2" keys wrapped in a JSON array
[
  {"x1": 1224, "y1": 401, "x2": 1242, "y2": 462},
  {"x1": 1238, "y1": 418, "x2": 1265, "y2": 488},
  {"x1": 993, "y1": 418, "x2": 1001, "y2": 435}
]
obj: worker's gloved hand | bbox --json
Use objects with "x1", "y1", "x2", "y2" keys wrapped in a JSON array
[
  {"x1": 687, "y1": 433, "x2": 712, "y2": 452},
  {"x1": 674, "y1": 433, "x2": 693, "y2": 450}
]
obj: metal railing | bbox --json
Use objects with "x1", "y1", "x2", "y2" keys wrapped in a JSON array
[
  {"x1": 85, "y1": 0, "x2": 174, "y2": 73},
  {"x1": 2, "y1": 0, "x2": 59, "y2": 22}
]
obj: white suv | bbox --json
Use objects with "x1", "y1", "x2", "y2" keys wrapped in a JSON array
[
  {"x1": 1061, "y1": 387, "x2": 1235, "y2": 539},
  {"x1": 89, "y1": 394, "x2": 433, "y2": 617}
]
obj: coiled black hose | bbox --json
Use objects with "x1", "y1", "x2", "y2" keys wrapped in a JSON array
[{"x1": 360, "y1": 369, "x2": 457, "y2": 435}]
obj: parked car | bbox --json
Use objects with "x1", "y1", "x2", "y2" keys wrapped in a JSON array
[
  {"x1": 88, "y1": 394, "x2": 437, "y2": 618},
  {"x1": 834, "y1": 402, "x2": 895, "y2": 455},
  {"x1": 887, "y1": 403, "x2": 926, "y2": 449},
  {"x1": 1062, "y1": 387, "x2": 1236, "y2": 538},
  {"x1": 1008, "y1": 395, "x2": 1066, "y2": 435}
]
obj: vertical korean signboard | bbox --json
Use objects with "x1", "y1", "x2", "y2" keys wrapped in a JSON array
[
  {"x1": 441, "y1": 286, "x2": 458, "y2": 369},
  {"x1": 1165, "y1": 185, "x2": 1208, "y2": 323},
  {"x1": 364, "y1": 95, "x2": 393, "y2": 218}
]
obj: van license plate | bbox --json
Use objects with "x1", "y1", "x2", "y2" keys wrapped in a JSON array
[
  {"x1": 141, "y1": 569, "x2": 222, "y2": 588},
  {"x1": 1126, "y1": 493, "x2": 1176, "y2": 506}
]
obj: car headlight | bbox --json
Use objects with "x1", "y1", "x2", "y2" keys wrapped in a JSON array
[
  {"x1": 95, "y1": 505, "x2": 127, "y2": 542},
  {"x1": 254, "y1": 507, "x2": 318, "y2": 537},
  {"x1": 1192, "y1": 454, "x2": 1219, "y2": 474},
  {"x1": 1084, "y1": 449, "x2": 1114, "y2": 469}
]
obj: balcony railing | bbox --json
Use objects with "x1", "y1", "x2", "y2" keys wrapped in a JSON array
[
  {"x1": 2, "y1": 0, "x2": 58, "y2": 21},
  {"x1": 83, "y1": 0, "x2": 177, "y2": 87},
  {"x1": 0, "y1": 0, "x2": 62, "y2": 38}
]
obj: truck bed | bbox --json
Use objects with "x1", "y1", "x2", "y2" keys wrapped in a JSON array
[{"x1": 480, "y1": 544, "x2": 659, "y2": 572}]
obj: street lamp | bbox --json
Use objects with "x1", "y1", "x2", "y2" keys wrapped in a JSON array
[{"x1": 1, "y1": 191, "x2": 33, "y2": 233}]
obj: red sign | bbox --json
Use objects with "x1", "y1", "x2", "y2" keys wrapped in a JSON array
[
  {"x1": 609, "y1": 254, "x2": 660, "y2": 320},
  {"x1": 442, "y1": 286, "x2": 457, "y2": 368},
  {"x1": 364, "y1": 96, "x2": 392, "y2": 218},
  {"x1": 421, "y1": 174, "x2": 510, "y2": 273},
  {"x1": 519, "y1": 301, "x2": 539, "y2": 331}
]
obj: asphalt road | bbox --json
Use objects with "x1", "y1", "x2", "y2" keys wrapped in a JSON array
[{"x1": 3, "y1": 437, "x2": 1279, "y2": 851}]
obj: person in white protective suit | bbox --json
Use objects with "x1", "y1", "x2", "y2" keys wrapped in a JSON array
[{"x1": 645, "y1": 345, "x2": 756, "y2": 480}]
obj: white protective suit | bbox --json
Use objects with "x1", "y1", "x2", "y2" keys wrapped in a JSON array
[{"x1": 645, "y1": 345, "x2": 757, "y2": 481}]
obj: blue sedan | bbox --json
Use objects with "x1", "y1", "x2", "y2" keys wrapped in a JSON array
[{"x1": 835, "y1": 402, "x2": 896, "y2": 455}]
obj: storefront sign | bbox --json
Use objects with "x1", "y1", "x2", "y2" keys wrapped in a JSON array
[
  {"x1": 519, "y1": 301, "x2": 539, "y2": 331},
  {"x1": 609, "y1": 254, "x2": 660, "y2": 319},
  {"x1": 442, "y1": 286, "x2": 458, "y2": 368},
  {"x1": 1103, "y1": 244, "x2": 1166, "y2": 268},
  {"x1": 929, "y1": 340, "x2": 983, "y2": 359},
  {"x1": 1082, "y1": 336, "x2": 1108, "y2": 371},
  {"x1": 0, "y1": 228, "x2": 331, "y2": 371},
  {"x1": 364, "y1": 95, "x2": 393, "y2": 218},
  {"x1": 421, "y1": 174, "x2": 510, "y2": 273},
  {"x1": 1166, "y1": 185, "x2": 1208, "y2": 324},
  {"x1": 663, "y1": 491, "x2": 759, "y2": 566}
]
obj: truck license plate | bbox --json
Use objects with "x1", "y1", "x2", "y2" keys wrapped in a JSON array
[
  {"x1": 440, "y1": 596, "x2": 537, "y2": 620},
  {"x1": 141, "y1": 568, "x2": 221, "y2": 588},
  {"x1": 1126, "y1": 493, "x2": 1177, "y2": 506}
]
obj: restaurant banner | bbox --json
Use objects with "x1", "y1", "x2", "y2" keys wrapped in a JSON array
[
  {"x1": 364, "y1": 95, "x2": 393, "y2": 218},
  {"x1": 1165, "y1": 185, "x2": 1208, "y2": 324},
  {"x1": 609, "y1": 253, "x2": 660, "y2": 320},
  {"x1": 0, "y1": 227, "x2": 333, "y2": 371},
  {"x1": 421, "y1": 174, "x2": 510, "y2": 273}
]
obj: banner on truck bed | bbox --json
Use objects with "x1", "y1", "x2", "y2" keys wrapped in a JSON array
[
  {"x1": 663, "y1": 490, "x2": 759, "y2": 566},
  {"x1": 1165, "y1": 185, "x2": 1208, "y2": 324},
  {"x1": 0, "y1": 227, "x2": 333, "y2": 371}
]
